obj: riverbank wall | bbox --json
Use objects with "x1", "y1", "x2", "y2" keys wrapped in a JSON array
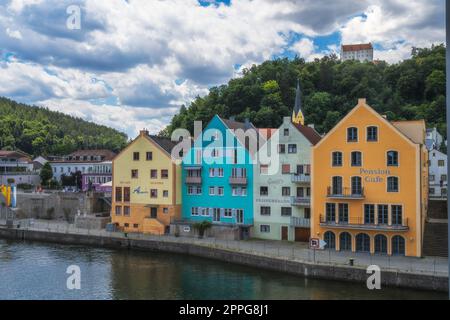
[{"x1": 0, "y1": 227, "x2": 447, "y2": 293}]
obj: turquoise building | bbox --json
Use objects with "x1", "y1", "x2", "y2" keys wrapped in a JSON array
[{"x1": 181, "y1": 115, "x2": 258, "y2": 239}]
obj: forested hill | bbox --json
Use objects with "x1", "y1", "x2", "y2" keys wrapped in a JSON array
[
  {"x1": 163, "y1": 44, "x2": 446, "y2": 138},
  {"x1": 0, "y1": 97, "x2": 127, "y2": 156}
]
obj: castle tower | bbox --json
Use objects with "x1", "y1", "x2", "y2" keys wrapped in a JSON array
[{"x1": 292, "y1": 80, "x2": 305, "y2": 125}]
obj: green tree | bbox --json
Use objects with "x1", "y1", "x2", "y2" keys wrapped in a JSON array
[{"x1": 40, "y1": 162, "x2": 53, "y2": 187}]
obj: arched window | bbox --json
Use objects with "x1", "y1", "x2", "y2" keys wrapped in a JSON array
[
  {"x1": 351, "y1": 151, "x2": 362, "y2": 167},
  {"x1": 374, "y1": 234, "x2": 388, "y2": 254},
  {"x1": 387, "y1": 151, "x2": 399, "y2": 166},
  {"x1": 387, "y1": 177, "x2": 399, "y2": 192},
  {"x1": 356, "y1": 233, "x2": 370, "y2": 253},
  {"x1": 332, "y1": 152, "x2": 343, "y2": 167},
  {"x1": 324, "y1": 231, "x2": 336, "y2": 249},
  {"x1": 392, "y1": 236, "x2": 406, "y2": 256},
  {"x1": 351, "y1": 176, "x2": 362, "y2": 195},
  {"x1": 339, "y1": 232, "x2": 352, "y2": 251},
  {"x1": 332, "y1": 176, "x2": 343, "y2": 195}
]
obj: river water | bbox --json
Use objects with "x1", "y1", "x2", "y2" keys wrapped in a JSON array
[{"x1": 0, "y1": 239, "x2": 446, "y2": 300}]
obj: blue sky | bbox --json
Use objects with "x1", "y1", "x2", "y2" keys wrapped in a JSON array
[{"x1": 0, "y1": 0, "x2": 445, "y2": 137}]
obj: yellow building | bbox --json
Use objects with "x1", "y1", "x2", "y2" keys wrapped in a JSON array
[
  {"x1": 111, "y1": 130, "x2": 181, "y2": 235},
  {"x1": 311, "y1": 99, "x2": 428, "y2": 257}
]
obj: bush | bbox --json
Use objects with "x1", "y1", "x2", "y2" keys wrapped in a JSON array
[
  {"x1": 193, "y1": 220, "x2": 212, "y2": 239},
  {"x1": 17, "y1": 183, "x2": 33, "y2": 190}
]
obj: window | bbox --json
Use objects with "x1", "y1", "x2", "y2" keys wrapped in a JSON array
[
  {"x1": 209, "y1": 186, "x2": 216, "y2": 195},
  {"x1": 191, "y1": 207, "x2": 199, "y2": 216},
  {"x1": 438, "y1": 160, "x2": 445, "y2": 167},
  {"x1": 278, "y1": 144, "x2": 286, "y2": 154},
  {"x1": 260, "y1": 186, "x2": 268, "y2": 196},
  {"x1": 115, "y1": 187, "x2": 122, "y2": 202},
  {"x1": 339, "y1": 232, "x2": 352, "y2": 251},
  {"x1": 387, "y1": 151, "x2": 399, "y2": 166},
  {"x1": 131, "y1": 169, "x2": 138, "y2": 179},
  {"x1": 163, "y1": 190, "x2": 169, "y2": 198},
  {"x1": 150, "y1": 189, "x2": 158, "y2": 198},
  {"x1": 374, "y1": 235, "x2": 388, "y2": 254},
  {"x1": 304, "y1": 208, "x2": 311, "y2": 219},
  {"x1": 324, "y1": 231, "x2": 336, "y2": 249},
  {"x1": 347, "y1": 127, "x2": 358, "y2": 142},
  {"x1": 282, "y1": 164, "x2": 290, "y2": 174},
  {"x1": 260, "y1": 207, "x2": 271, "y2": 216},
  {"x1": 332, "y1": 152, "x2": 343, "y2": 167},
  {"x1": 260, "y1": 165, "x2": 268, "y2": 175},
  {"x1": 338, "y1": 203, "x2": 348, "y2": 223},
  {"x1": 441, "y1": 174, "x2": 447, "y2": 182},
  {"x1": 351, "y1": 151, "x2": 362, "y2": 167},
  {"x1": 332, "y1": 176, "x2": 343, "y2": 195},
  {"x1": 201, "y1": 208, "x2": 209, "y2": 216},
  {"x1": 115, "y1": 206, "x2": 122, "y2": 216},
  {"x1": 378, "y1": 205, "x2": 388, "y2": 224},
  {"x1": 429, "y1": 175, "x2": 435, "y2": 182},
  {"x1": 364, "y1": 204, "x2": 375, "y2": 224},
  {"x1": 146, "y1": 152, "x2": 153, "y2": 161},
  {"x1": 429, "y1": 188, "x2": 435, "y2": 195},
  {"x1": 133, "y1": 152, "x2": 140, "y2": 161},
  {"x1": 163, "y1": 208, "x2": 169, "y2": 214},
  {"x1": 288, "y1": 144, "x2": 297, "y2": 154},
  {"x1": 281, "y1": 207, "x2": 292, "y2": 216},
  {"x1": 351, "y1": 176, "x2": 362, "y2": 195},
  {"x1": 367, "y1": 126, "x2": 378, "y2": 141},
  {"x1": 392, "y1": 205, "x2": 403, "y2": 225},
  {"x1": 356, "y1": 233, "x2": 370, "y2": 252},
  {"x1": 124, "y1": 206, "x2": 130, "y2": 216},
  {"x1": 260, "y1": 225, "x2": 271, "y2": 233},
  {"x1": 224, "y1": 209, "x2": 232, "y2": 218},
  {"x1": 217, "y1": 187, "x2": 224, "y2": 196},
  {"x1": 282, "y1": 187, "x2": 291, "y2": 197},
  {"x1": 124, "y1": 187, "x2": 130, "y2": 202},
  {"x1": 283, "y1": 128, "x2": 289, "y2": 136},
  {"x1": 124, "y1": 223, "x2": 129, "y2": 228},
  {"x1": 133, "y1": 224, "x2": 139, "y2": 229},
  {"x1": 232, "y1": 187, "x2": 246, "y2": 196},
  {"x1": 326, "y1": 203, "x2": 336, "y2": 222},
  {"x1": 387, "y1": 177, "x2": 399, "y2": 192},
  {"x1": 161, "y1": 170, "x2": 169, "y2": 179},
  {"x1": 231, "y1": 168, "x2": 247, "y2": 178},
  {"x1": 150, "y1": 170, "x2": 158, "y2": 179},
  {"x1": 188, "y1": 185, "x2": 202, "y2": 195},
  {"x1": 392, "y1": 236, "x2": 405, "y2": 256}
]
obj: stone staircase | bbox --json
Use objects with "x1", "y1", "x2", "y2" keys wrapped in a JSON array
[{"x1": 423, "y1": 199, "x2": 448, "y2": 257}]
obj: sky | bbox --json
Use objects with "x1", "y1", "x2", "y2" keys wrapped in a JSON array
[{"x1": 0, "y1": 0, "x2": 445, "y2": 138}]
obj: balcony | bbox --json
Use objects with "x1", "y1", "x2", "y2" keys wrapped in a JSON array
[
  {"x1": 291, "y1": 196, "x2": 311, "y2": 206},
  {"x1": 185, "y1": 176, "x2": 202, "y2": 184},
  {"x1": 291, "y1": 174, "x2": 311, "y2": 184},
  {"x1": 229, "y1": 176, "x2": 248, "y2": 185},
  {"x1": 327, "y1": 187, "x2": 365, "y2": 199},
  {"x1": 290, "y1": 217, "x2": 311, "y2": 228},
  {"x1": 319, "y1": 215, "x2": 409, "y2": 231}
]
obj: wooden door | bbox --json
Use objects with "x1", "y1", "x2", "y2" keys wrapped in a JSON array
[
  {"x1": 295, "y1": 228, "x2": 310, "y2": 242},
  {"x1": 281, "y1": 226, "x2": 288, "y2": 241}
]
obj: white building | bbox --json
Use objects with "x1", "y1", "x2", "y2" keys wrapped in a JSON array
[
  {"x1": 0, "y1": 150, "x2": 40, "y2": 186},
  {"x1": 429, "y1": 149, "x2": 447, "y2": 199},
  {"x1": 425, "y1": 128, "x2": 444, "y2": 151},
  {"x1": 50, "y1": 149, "x2": 115, "y2": 182},
  {"x1": 341, "y1": 43, "x2": 374, "y2": 62}
]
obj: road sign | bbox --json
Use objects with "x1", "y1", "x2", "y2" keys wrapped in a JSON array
[{"x1": 310, "y1": 238, "x2": 327, "y2": 250}]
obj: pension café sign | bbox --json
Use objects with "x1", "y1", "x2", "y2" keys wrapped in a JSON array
[{"x1": 360, "y1": 168, "x2": 391, "y2": 183}]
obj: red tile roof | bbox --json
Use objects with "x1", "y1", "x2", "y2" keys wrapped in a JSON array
[
  {"x1": 292, "y1": 123, "x2": 322, "y2": 145},
  {"x1": 342, "y1": 43, "x2": 373, "y2": 52}
]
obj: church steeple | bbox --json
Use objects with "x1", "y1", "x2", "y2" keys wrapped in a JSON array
[{"x1": 292, "y1": 79, "x2": 305, "y2": 125}]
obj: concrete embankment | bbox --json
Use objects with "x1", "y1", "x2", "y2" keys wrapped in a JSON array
[{"x1": 0, "y1": 227, "x2": 447, "y2": 293}]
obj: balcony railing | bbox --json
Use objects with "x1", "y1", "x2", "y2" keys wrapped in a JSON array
[
  {"x1": 291, "y1": 196, "x2": 311, "y2": 206},
  {"x1": 291, "y1": 174, "x2": 311, "y2": 184},
  {"x1": 229, "y1": 176, "x2": 248, "y2": 185},
  {"x1": 185, "y1": 176, "x2": 202, "y2": 184},
  {"x1": 290, "y1": 217, "x2": 311, "y2": 228},
  {"x1": 319, "y1": 215, "x2": 409, "y2": 231},
  {"x1": 327, "y1": 187, "x2": 365, "y2": 199}
]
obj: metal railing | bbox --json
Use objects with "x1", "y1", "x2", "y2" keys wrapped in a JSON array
[
  {"x1": 327, "y1": 187, "x2": 365, "y2": 199},
  {"x1": 291, "y1": 196, "x2": 311, "y2": 206},
  {"x1": 290, "y1": 217, "x2": 311, "y2": 227},
  {"x1": 185, "y1": 176, "x2": 202, "y2": 184},
  {"x1": 229, "y1": 176, "x2": 248, "y2": 185},
  {"x1": 291, "y1": 174, "x2": 311, "y2": 183},
  {"x1": 319, "y1": 215, "x2": 409, "y2": 231}
]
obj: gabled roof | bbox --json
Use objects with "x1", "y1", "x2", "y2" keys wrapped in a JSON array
[
  {"x1": 216, "y1": 116, "x2": 261, "y2": 154},
  {"x1": 292, "y1": 123, "x2": 322, "y2": 146},
  {"x1": 68, "y1": 149, "x2": 116, "y2": 160},
  {"x1": 342, "y1": 43, "x2": 373, "y2": 52},
  {"x1": 391, "y1": 120, "x2": 426, "y2": 145},
  {"x1": 148, "y1": 135, "x2": 178, "y2": 154}
]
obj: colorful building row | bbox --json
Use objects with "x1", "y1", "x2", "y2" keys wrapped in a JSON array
[{"x1": 110, "y1": 90, "x2": 428, "y2": 257}]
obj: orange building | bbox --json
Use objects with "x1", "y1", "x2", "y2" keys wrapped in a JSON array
[
  {"x1": 111, "y1": 130, "x2": 181, "y2": 235},
  {"x1": 311, "y1": 99, "x2": 428, "y2": 257}
]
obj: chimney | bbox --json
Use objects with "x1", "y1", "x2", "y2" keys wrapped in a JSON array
[
  {"x1": 283, "y1": 116, "x2": 291, "y2": 125},
  {"x1": 308, "y1": 124, "x2": 315, "y2": 129},
  {"x1": 358, "y1": 98, "x2": 367, "y2": 105},
  {"x1": 140, "y1": 129, "x2": 149, "y2": 136}
]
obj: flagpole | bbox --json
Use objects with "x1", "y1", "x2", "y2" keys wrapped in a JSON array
[{"x1": 446, "y1": 0, "x2": 450, "y2": 300}]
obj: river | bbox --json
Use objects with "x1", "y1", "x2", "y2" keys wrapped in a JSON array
[{"x1": 0, "y1": 239, "x2": 446, "y2": 300}]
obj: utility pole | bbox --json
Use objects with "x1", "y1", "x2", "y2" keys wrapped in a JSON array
[{"x1": 446, "y1": 0, "x2": 450, "y2": 300}]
